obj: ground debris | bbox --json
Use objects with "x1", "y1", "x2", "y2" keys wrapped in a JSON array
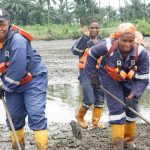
[{"x1": 70, "y1": 120, "x2": 82, "y2": 140}]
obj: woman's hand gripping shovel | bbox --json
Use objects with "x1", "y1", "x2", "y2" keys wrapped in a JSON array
[
  {"x1": 1, "y1": 95, "x2": 22, "y2": 150},
  {"x1": 99, "y1": 85, "x2": 150, "y2": 125}
]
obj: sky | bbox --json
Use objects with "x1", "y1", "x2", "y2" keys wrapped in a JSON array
[
  {"x1": 95, "y1": 0, "x2": 125, "y2": 9},
  {"x1": 95, "y1": 0, "x2": 149, "y2": 9},
  {"x1": 52, "y1": 0, "x2": 150, "y2": 10},
  {"x1": 59, "y1": 0, "x2": 149, "y2": 10}
]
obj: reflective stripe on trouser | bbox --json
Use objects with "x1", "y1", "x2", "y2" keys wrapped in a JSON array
[
  {"x1": 10, "y1": 128, "x2": 25, "y2": 150},
  {"x1": 5, "y1": 73, "x2": 48, "y2": 130},
  {"x1": 100, "y1": 71, "x2": 139, "y2": 124},
  {"x1": 79, "y1": 69, "x2": 104, "y2": 108}
]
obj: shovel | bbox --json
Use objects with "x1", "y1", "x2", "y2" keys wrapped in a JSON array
[{"x1": 99, "y1": 85, "x2": 150, "y2": 125}]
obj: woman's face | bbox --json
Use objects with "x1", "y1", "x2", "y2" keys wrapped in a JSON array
[
  {"x1": 118, "y1": 33, "x2": 135, "y2": 53},
  {"x1": 0, "y1": 20, "x2": 9, "y2": 42}
]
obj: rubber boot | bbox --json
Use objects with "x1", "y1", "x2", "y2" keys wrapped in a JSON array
[
  {"x1": 10, "y1": 128, "x2": 25, "y2": 150},
  {"x1": 124, "y1": 122, "x2": 137, "y2": 149},
  {"x1": 111, "y1": 124, "x2": 125, "y2": 150},
  {"x1": 34, "y1": 130, "x2": 48, "y2": 150},
  {"x1": 92, "y1": 107, "x2": 102, "y2": 128},
  {"x1": 76, "y1": 105, "x2": 88, "y2": 129}
]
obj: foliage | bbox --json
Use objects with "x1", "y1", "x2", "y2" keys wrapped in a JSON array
[
  {"x1": 135, "y1": 20, "x2": 150, "y2": 36},
  {"x1": 21, "y1": 23, "x2": 81, "y2": 40},
  {"x1": 0, "y1": 0, "x2": 149, "y2": 26},
  {"x1": 0, "y1": 0, "x2": 150, "y2": 38},
  {"x1": 20, "y1": 20, "x2": 150, "y2": 41}
]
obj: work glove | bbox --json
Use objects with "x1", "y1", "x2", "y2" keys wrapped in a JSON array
[
  {"x1": 90, "y1": 76, "x2": 101, "y2": 88},
  {"x1": 124, "y1": 97, "x2": 133, "y2": 108},
  {"x1": 0, "y1": 86, "x2": 4, "y2": 99}
]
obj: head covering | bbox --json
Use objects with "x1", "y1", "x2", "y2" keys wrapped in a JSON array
[
  {"x1": 117, "y1": 23, "x2": 136, "y2": 37},
  {"x1": 135, "y1": 31, "x2": 145, "y2": 46},
  {"x1": 0, "y1": 9, "x2": 10, "y2": 21},
  {"x1": 110, "y1": 23, "x2": 137, "y2": 39},
  {"x1": 110, "y1": 23, "x2": 145, "y2": 46}
]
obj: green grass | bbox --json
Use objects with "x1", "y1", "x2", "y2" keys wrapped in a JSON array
[{"x1": 18, "y1": 20, "x2": 150, "y2": 40}]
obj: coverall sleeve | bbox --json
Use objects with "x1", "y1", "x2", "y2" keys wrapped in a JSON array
[
  {"x1": 71, "y1": 36, "x2": 89, "y2": 57},
  {"x1": 131, "y1": 47, "x2": 149, "y2": 98},
  {"x1": 1, "y1": 34, "x2": 29, "y2": 92},
  {"x1": 84, "y1": 42, "x2": 107, "y2": 77}
]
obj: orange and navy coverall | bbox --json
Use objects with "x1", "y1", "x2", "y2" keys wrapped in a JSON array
[
  {"x1": 71, "y1": 35, "x2": 105, "y2": 108},
  {"x1": 84, "y1": 38, "x2": 149, "y2": 124}
]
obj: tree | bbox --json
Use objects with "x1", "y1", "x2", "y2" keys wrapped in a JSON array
[
  {"x1": 129, "y1": 0, "x2": 144, "y2": 20},
  {"x1": 29, "y1": 0, "x2": 48, "y2": 25},
  {"x1": 1, "y1": 0, "x2": 29, "y2": 24}
]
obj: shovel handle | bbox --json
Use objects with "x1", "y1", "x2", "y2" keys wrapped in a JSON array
[
  {"x1": 2, "y1": 96, "x2": 22, "y2": 150},
  {"x1": 99, "y1": 85, "x2": 150, "y2": 125}
]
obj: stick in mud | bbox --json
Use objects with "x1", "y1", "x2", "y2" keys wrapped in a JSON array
[{"x1": 70, "y1": 120, "x2": 82, "y2": 140}]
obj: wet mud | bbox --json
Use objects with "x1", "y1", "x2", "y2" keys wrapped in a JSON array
[
  {"x1": 0, "y1": 38, "x2": 150, "y2": 149},
  {"x1": 31, "y1": 39, "x2": 78, "y2": 85},
  {"x1": 0, "y1": 123, "x2": 150, "y2": 150}
]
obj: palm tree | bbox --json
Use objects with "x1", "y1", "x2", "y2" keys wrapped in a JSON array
[
  {"x1": 1, "y1": 0, "x2": 29, "y2": 24},
  {"x1": 130, "y1": 0, "x2": 143, "y2": 19},
  {"x1": 124, "y1": 0, "x2": 127, "y2": 21},
  {"x1": 98, "y1": 0, "x2": 101, "y2": 15},
  {"x1": 29, "y1": 0, "x2": 47, "y2": 25}
]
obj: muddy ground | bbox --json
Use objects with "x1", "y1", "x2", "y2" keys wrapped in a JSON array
[
  {"x1": 0, "y1": 39, "x2": 150, "y2": 150},
  {"x1": 0, "y1": 123, "x2": 150, "y2": 150}
]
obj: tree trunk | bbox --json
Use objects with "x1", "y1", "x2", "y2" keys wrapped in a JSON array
[{"x1": 47, "y1": 0, "x2": 51, "y2": 33}]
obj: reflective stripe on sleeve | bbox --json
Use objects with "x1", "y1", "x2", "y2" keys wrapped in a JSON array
[
  {"x1": 135, "y1": 73, "x2": 149, "y2": 80},
  {"x1": 74, "y1": 47, "x2": 84, "y2": 53},
  {"x1": 106, "y1": 38, "x2": 112, "y2": 50},
  {"x1": 88, "y1": 49, "x2": 97, "y2": 60},
  {"x1": 138, "y1": 45, "x2": 145, "y2": 56},
  {"x1": 1, "y1": 83, "x2": 13, "y2": 92},
  {"x1": 1, "y1": 80, "x2": 13, "y2": 92},
  {"x1": 4, "y1": 76, "x2": 20, "y2": 85},
  {"x1": 109, "y1": 112, "x2": 126, "y2": 121}
]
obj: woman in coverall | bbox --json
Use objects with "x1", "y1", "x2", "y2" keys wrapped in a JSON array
[
  {"x1": 84, "y1": 23, "x2": 149, "y2": 149},
  {"x1": 71, "y1": 19, "x2": 105, "y2": 129},
  {"x1": 0, "y1": 9, "x2": 48, "y2": 150}
]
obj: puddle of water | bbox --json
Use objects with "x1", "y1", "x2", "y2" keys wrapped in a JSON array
[
  {"x1": 0, "y1": 83, "x2": 149, "y2": 124},
  {"x1": 46, "y1": 83, "x2": 150, "y2": 124}
]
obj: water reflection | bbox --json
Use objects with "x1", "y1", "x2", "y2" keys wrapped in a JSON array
[
  {"x1": 47, "y1": 83, "x2": 150, "y2": 123},
  {"x1": 138, "y1": 90, "x2": 150, "y2": 123}
]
